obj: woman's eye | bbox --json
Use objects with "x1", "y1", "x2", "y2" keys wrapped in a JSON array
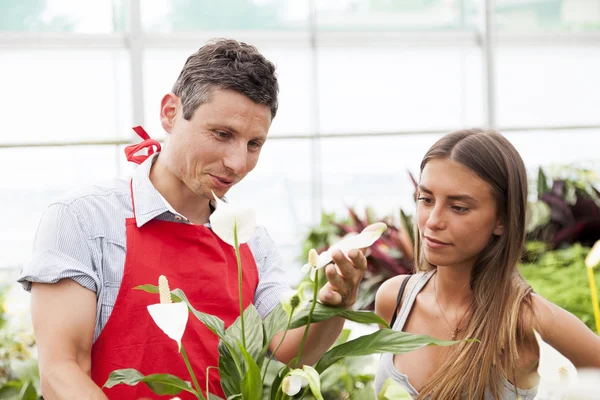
[
  {"x1": 451, "y1": 205, "x2": 470, "y2": 213},
  {"x1": 417, "y1": 197, "x2": 433, "y2": 204}
]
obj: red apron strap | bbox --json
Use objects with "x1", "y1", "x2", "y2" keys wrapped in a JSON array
[{"x1": 124, "y1": 126, "x2": 162, "y2": 165}]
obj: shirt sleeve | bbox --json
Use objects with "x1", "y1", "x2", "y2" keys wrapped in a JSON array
[
  {"x1": 248, "y1": 226, "x2": 293, "y2": 319},
  {"x1": 17, "y1": 202, "x2": 100, "y2": 294}
]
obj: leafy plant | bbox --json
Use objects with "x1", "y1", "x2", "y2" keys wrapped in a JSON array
[
  {"x1": 520, "y1": 244, "x2": 600, "y2": 331},
  {"x1": 527, "y1": 167, "x2": 600, "y2": 248},
  {"x1": 104, "y1": 197, "x2": 461, "y2": 399}
]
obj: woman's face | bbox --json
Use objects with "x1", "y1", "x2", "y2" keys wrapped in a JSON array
[{"x1": 417, "y1": 158, "x2": 504, "y2": 270}]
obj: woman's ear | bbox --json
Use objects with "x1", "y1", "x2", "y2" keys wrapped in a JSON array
[
  {"x1": 493, "y1": 219, "x2": 504, "y2": 236},
  {"x1": 160, "y1": 93, "x2": 179, "y2": 133}
]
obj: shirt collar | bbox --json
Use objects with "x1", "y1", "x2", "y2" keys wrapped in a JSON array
[
  {"x1": 131, "y1": 153, "x2": 171, "y2": 227},
  {"x1": 131, "y1": 152, "x2": 219, "y2": 227}
]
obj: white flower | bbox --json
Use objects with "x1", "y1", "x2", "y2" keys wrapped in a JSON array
[
  {"x1": 585, "y1": 240, "x2": 600, "y2": 269},
  {"x1": 282, "y1": 366, "x2": 323, "y2": 400},
  {"x1": 534, "y1": 329, "x2": 578, "y2": 399},
  {"x1": 147, "y1": 276, "x2": 189, "y2": 352},
  {"x1": 314, "y1": 222, "x2": 388, "y2": 270},
  {"x1": 301, "y1": 248, "x2": 319, "y2": 281},
  {"x1": 209, "y1": 192, "x2": 256, "y2": 246},
  {"x1": 281, "y1": 374, "x2": 306, "y2": 396}
]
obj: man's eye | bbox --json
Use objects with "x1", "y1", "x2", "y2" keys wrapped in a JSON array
[
  {"x1": 417, "y1": 197, "x2": 433, "y2": 204},
  {"x1": 215, "y1": 131, "x2": 230, "y2": 140},
  {"x1": 248, "y1": 141, "x2": 262, "y2": 150}
]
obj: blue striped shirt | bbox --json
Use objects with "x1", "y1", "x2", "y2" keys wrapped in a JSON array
[{"x1": 18, "y1": 153, "x2": 291, "y2": 342}]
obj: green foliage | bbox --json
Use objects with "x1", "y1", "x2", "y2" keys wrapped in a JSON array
[
  {"x1": 528, "y1": 166, "x2": 600, "y2": 248},
  {"x1": 520, "y1": 244, "x2": 600, "y2": 331}
]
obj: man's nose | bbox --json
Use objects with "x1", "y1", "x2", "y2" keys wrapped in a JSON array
[{"x1": 222, "y1": 144, "x2": 247, "y2": 176}]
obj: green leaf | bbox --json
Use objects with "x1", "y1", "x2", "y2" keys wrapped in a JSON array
[
  {"x1": 238, "y1": 342, "x2": 263, "y2": 400},
  {"x1": 399, "y1": 209, "x2": 414, "y2": 246},
  {"x1": 103, "y1": 368, "x2": 197, "y2": 396},
  {"x1": 290, "y1": 302, "x2": 390, "y2": 329},
  {"x1": 218, "y1": 305, "x2": 264, "y2": 398},
  {"x1": 263, "y1": 303, "x2": 288, "y2": 345},
  {"x1": 18, "y1": 381, "x2": 38, "y2": 400},
  {"x1": 224, "y1": 305, "x2": 264, "y2": 364},
  {"x1": 314, "y1": 329, "x2": 465, "y2": 373},
  {"x1": 378, "y1": 378, "x2": 412, "y2": 399},
  {"x1": 172, "y1": 288, "x2": 227, "y2": 339},
  {"x1": 537, "y1": 167, "x2": 549, "y2": 198},
  {"x1": 0, "y1": 381, "x2": 23, "y2": 400},
  {"x1": 218, "y1": 340, "x2": 243, "y2": 398},
  {"x1": 135, "y1": 284, "x2": 226, "y2": 339}
]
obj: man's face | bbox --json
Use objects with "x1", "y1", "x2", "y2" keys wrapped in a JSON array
[{"x1": 161, "y1": 89, "x2": 272, "y2": 200}]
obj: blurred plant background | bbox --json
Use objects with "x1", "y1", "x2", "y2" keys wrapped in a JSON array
[{"x1": 0, "y1": 274, "x2": 41, "y2": 400}]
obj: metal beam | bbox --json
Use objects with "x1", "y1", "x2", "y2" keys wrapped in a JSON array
[
  {"x1": 483, "y1": 0, "x2": 497, "y2": 129},
  {"x1": 3, "y1": 125, "x2": 598, "y2": 149}
]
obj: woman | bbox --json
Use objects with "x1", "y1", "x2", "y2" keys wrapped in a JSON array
[{"x1": 374, "y1": 129, "x2": 600, "y2": 399}]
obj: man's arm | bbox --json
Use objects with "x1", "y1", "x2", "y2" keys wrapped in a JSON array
[
  {"x1": 31, "y1": 279, "x2": 107, "y2": 400},
  {"x1": 268, "y1": 248, "x2": 367, "y2": 366}
]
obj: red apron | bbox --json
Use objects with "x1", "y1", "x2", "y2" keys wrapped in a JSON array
[{"x1": 91, "y1": 127, "x2": 259, "y2": 399}]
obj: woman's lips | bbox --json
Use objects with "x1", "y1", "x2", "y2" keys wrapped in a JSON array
[{"x1": 423, "y1": 235, "x2": 451, "y2": 249}]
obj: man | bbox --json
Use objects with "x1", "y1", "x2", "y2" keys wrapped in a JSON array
[{"x1": 18, "y1": 39, "x2": 367, "y2": 399}]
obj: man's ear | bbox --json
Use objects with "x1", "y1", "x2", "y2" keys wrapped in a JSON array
[
  {"x1": 160, "y1": 93, "x2": 179, "y2": 134},
  {"x1": 493, "y1": 219, "x2": 504, "y2": 236}
]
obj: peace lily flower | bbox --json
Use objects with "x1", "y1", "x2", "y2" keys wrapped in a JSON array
[
  {"x1": 301, "y1": 248, "x2": 319, "y2": 280},
  {"x1": 147, "y1": 275, "x2": 189, "y2": 352},
  {"x1": 534, "y1": 329, "x2": 578, "y2": 399},
  {"x1": 584, "y1": 240, "x2": 600, "y2": 333},
  {"x1": 209, "y1": 191, "x2": 256, "y2": 246},
  {"x1": 281, "y1": 366, "x2": 323, "y2": 400},
  {"x1": 304, "y1": 222, "x2": 388, "y2": 276}
]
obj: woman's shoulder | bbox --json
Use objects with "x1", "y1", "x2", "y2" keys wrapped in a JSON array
[{"x1": 375, "y1": 273, "x2": 426, "y2": 326}]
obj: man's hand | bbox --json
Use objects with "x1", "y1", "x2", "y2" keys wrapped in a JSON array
[{"x1": 318, "y1": 247, "x2": 367, "y2": 308}]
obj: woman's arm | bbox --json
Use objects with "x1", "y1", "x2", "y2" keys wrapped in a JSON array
[{"x1": 533, "y1": 293, "x2": 600, "y2": 368}]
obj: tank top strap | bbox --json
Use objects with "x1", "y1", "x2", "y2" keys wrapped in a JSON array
[{"x1": 392, "y1": 270, "x2": 436, "y2": 330}]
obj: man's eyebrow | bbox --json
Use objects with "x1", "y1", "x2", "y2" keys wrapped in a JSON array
[
  {"x1": 206, "y1": 124, "x2": 267, "y2": 142},
  {"x1": 207, "y1": 123, "x2": 239, "y2": 134},
  {"x1": 418, "y1": 185, "x2": 478, "y2": 203}
]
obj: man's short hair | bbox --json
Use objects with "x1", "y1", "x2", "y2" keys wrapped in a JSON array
[{"x1": 172, "y1": 38, "x2": 279, "y2": 120}]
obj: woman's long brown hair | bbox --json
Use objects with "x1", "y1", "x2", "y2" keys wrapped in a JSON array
[{"x1": 414, "y1": 129, "x2": 536, "y2": 399}]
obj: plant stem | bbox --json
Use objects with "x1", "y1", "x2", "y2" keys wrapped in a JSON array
[
  {"x1": 262, "y1": 312, "x2": 293, "y2": 381},
  {"x1": 234, "y1": 223, "x2": 246, "y2": 349},
  {"x1": 180, "y1": 344, "x2": 205, "y2": 400},
  {"x1": 587, "y1": 267, "x2": 600, "y2": 334},
  {"x1": 292, "y1": 269, "x2": 319, "y2": 368},
  {"x1": 206, "y1": 366, "x2": 218, "y2": 400}
]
